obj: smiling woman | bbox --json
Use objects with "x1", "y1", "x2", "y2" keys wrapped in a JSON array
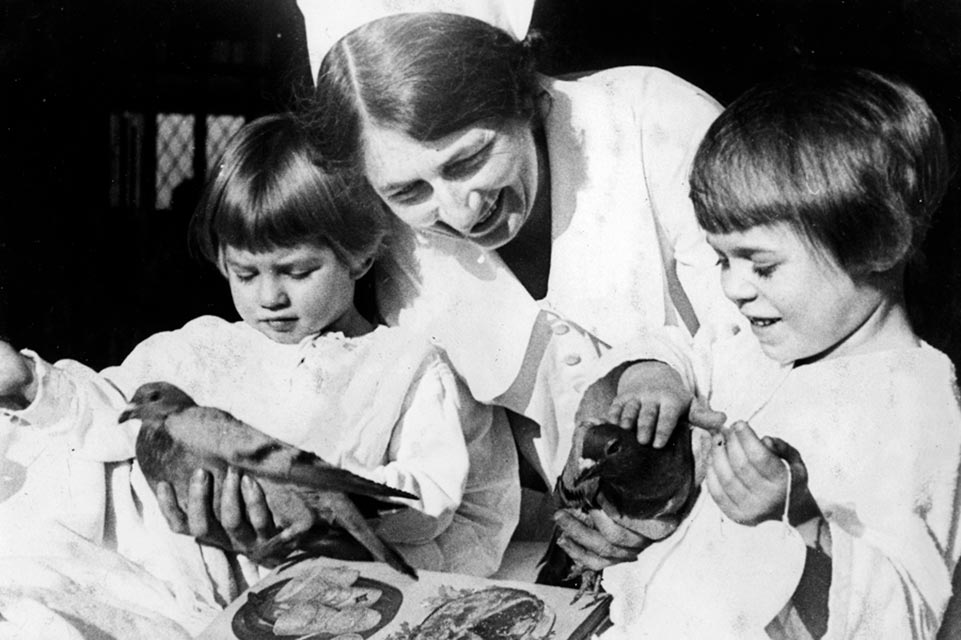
[
  {"x1": 295, "y1": 0, "x2": 741, "y2": 575},
  {"x1": 362, "y1": 118, "x2": 541, "y2": 250}
]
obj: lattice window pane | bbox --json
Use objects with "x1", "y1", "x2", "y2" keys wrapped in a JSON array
[
  {"x1": 207, "y1": 115, "x2": 245, "y2": 173},
  {"x1": 156, "y1": 113, "x2": 195, "y2": 210}
]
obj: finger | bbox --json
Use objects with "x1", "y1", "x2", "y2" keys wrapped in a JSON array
[
  {"x1": 722, "y1": 423, "x2": 767, "y2": 487},
  {"x1": 554, "y1": 510, "x2": 639, "y2": 563},
  {"x1": 556, "y1": 531, "x2": 613, "y2": 573},
  {"x1": 635, "y1": 401, "x2": 660, "y2": 445},
  {"x1": 590, "y1": 505, "x2": 651, "y2": 548},
  {"x1": 617, "y1": 397, "x2": 642, "y2": 432},
  {"x1": 710, "y1": 436, "x2": 750, "y2": 505},
  {"x1": 733, "y1": 424, "x2": 784, "y2": 481},
  {"x1": 652, "y1": 398, "x2": 684, "y2": 448},
  {"x1": 220, "y1": 467, "x2": 255, "y2": 548},
  {"x1": 688, "y1": 399, "x2": 727, "y2": 434},
  {"x1": 705, "y1": 464, "x2": 739, "y2": 518},
  {"x1": 186, "y1": 469, "x2": 215, "y2": 538},
  {"x1": 240, "y1": 474, "x2": 275, "y2": 539},
  {"x1": 155, "y1": 482, "x2": 188, "y2": 533}
]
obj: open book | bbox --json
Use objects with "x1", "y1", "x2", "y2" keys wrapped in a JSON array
[{"x1": 200, "y1": 555, "x2": 611, "y2": 640}]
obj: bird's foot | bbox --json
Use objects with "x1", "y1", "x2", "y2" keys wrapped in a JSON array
[{"x1": 570, "y1": 570, "x2": 609, "y2": 608}]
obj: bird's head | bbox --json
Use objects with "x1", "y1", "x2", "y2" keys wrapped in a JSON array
[{"x1": 118, "y1": 381, "x2": 196, "y2": 424}]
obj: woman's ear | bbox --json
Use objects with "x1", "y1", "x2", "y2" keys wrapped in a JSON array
[{"x1": 349, "y1": 255, "x2": 375, "y2": 280}]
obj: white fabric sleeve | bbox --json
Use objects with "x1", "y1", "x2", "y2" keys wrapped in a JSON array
[
  {"x1": 5, "y1": 350, "x2": 138, "y2": 462},
  {"x1": 366, "y1": 354, "x2": 469, "y2": 545},
  {"x1": 390, "y1": 392, "x2": 520, "y2": 577}
]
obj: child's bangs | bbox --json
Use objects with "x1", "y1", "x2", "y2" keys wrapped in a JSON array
[
  {"x1": 692, "y1": 142, "x2": 806, "y2": 235},
  {"x1": 214, "y1": 170, "x2": 327, "y2": 254}
]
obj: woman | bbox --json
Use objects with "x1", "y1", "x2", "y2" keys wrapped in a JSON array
[
  {"x1": 166, "y1": 0, "x2": 733, "y2": 576},
  {"x1": 294, "y1": 0, "x2": 737, "y2": 568}
]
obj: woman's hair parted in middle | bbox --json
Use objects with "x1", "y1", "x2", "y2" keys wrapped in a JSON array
[
  {"x1": 304, "y1": 12, "x2": 543, "y2": 171},
  {"x1": 690, "y1": 67, "x2": 949, "y2": 276},
  {"x1": 190, "y1": 113, "x2": 389, "y2": 269}
]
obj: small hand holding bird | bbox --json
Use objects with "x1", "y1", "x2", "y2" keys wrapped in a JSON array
[
  {"x1": 118, "y1": 381, "x2": 418, "y2": 579},
  {"x1": 536, "y1": 420, "x2": 698, "y2": 602},
  {"x1": 543, "y1": 360, "x2": 723, "y2": 602}
]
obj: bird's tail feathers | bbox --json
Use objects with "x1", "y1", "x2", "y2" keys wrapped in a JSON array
[
  {"x1": 286, "y1": 463, "x2": 416, "y2": 502},
  {"x1": 327, "y1": 495, "x2": 418, "y2": 580}
]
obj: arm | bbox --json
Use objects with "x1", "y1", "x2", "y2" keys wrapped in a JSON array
[
  {"x1": 365, "y1": 354, "x2": 469, "y2": 545},
  {"x1": 389, "y1": 367, "x2": 520, "y2": 577}
]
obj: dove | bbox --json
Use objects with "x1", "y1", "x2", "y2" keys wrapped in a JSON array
[
  {"x1": 536, "y1": 420, "x2": 697, "y2": 601},
  {"x1": 118, "y1": 381, "x2": 418, "y2": 579}
]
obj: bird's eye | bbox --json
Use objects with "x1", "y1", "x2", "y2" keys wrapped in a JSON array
[
  {"x1": 604, "y1": 440, "x2": 622, "y2": 457},
  {"x1": 148, "y1": 391, "x2": 161, "y2": 402}
]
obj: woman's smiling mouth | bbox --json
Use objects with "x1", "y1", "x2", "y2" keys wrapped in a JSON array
[{"x1": 468, "y1": 191, "x2": 504, "y2": 237}]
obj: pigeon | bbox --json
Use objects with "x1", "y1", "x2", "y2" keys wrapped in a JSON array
[
  {"x1": 536, "y1": 420, "x2": 697, "y2": 601},
  {"x1": 118, "y1": 381, "x2": 418, "y2": 579}
]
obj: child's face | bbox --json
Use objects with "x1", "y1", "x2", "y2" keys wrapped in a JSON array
[
  {"x1": 707, "y1": 223, "x2": 884, "y2": 364},
  {"x1": 222, "y1": 243, "x2": 363, "y2": 344}
]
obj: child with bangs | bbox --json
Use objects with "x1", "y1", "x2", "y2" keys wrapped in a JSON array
[
  {"x1": 581, "y1": 68, "x2": 961, "y2": 639},
  {"x1": 0, "y1": 114, "x2": 517, "y2": 635}
]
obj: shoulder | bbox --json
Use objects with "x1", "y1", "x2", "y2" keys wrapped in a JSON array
[
  {"x1": 544, "y1": 66, "x2": 721, "y2": 120},
  {"x1": 370, "y1": 325, "x2": 459, "y2": 385},
  {"x1": 120, "y1": 316, "x2": 262, "y2": 371}
]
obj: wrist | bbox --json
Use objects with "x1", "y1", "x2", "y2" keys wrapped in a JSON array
[{"x1": 786, "y1": 486, "x2": 821, "y2": 527}]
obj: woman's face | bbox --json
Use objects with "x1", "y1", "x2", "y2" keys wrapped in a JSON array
[{"x1": 361, "y1": 118, "x2": 540, "y2": 250}]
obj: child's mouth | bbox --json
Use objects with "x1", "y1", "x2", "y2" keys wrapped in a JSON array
[{"x1": 748, "y1": 316, "x2": 780, "y2": 328}]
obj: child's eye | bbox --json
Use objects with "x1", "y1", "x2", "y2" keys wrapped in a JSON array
[
  {"x1": 753, "y1": 264, "x2": 777, "y2": 278},
  {"x1": 288, "y1": 270, "x2": 315, "y2": 280},
  {"x1": 233, "y1": 271, "x2": 256, "y2": 283}
]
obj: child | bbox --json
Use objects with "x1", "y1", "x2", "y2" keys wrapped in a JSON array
[
  {"x1": 582, "y1": 68, "x2": 961, "y2": 639},
  {"x1": 0, "y1": 114, "x2": 519, "y2": 634}
]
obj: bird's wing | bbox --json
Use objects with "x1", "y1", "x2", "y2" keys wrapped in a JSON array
[{"x1": 164, "y1": 406, "x2": 415, "y2": 501}]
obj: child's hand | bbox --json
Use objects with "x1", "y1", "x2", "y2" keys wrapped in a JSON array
[
  {"x1": 0, "y1": 339, "x2": 36, "y2": 409},
  {"x1": 609, "y1": 361, "x2": 726, "y2": 447},
  {"x1": 706, "y1": 421, "x2": 811, "y2": 526}
]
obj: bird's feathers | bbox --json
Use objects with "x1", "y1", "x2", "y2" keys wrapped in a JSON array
[
  {"x1": 536, "y1": 421, "x2": 696, "y2": 594},
  {"x1": 121, "y1": 381, "x2": 418, "y2": 578}
]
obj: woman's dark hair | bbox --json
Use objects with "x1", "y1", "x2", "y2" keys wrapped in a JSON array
[
  {"x1": 303, "y1": 12, "x2": 542, "y2": 171},
  {"x1": 690, "y1": 67, "x2": 949, "y2": 275},
  {"x1": 190, "y1": 113, "x2": 388, "y2": 268}
]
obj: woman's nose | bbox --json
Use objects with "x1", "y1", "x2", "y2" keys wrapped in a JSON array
[
  {"x1": 258, "y1": 277, "x2": 289, "y2": 309},
  {"x1": 434, "y1": 185, "x2": 484, "y2": 234}
]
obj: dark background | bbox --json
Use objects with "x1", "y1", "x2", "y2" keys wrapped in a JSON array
[{"x1": 2, "y1": 0, "x2": 961, "y2": 370}]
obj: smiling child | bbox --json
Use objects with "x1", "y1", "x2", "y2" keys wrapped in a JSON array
[{"x1": 589, "y1": 68, "x2": 961, "y2": 639}]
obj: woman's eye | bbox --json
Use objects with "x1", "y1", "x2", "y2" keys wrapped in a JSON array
[
  {"x1": 446, "y1": 147, "x2": 490, "y2": 179},
  {"x1": 389, "y1": 182, "x2": 429, "y2": 205}
]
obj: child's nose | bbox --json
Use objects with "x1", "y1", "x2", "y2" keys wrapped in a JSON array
[
  {"x1": 720, "y1": 269, "x2": 757, "y2": 305},
  {"x1": 258, "y1": 278, "x2": 289, "y2": 309}
]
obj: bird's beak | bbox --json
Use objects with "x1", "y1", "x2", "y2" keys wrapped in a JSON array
[{"x1": 118, "y1": 406, "x2": 137, "y2": 423}]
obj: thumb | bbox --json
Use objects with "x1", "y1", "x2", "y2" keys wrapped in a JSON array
[
  {"x1": 687, "y1": 398, "x2": 727, "y2": 434},
  {"x1": 762, "y1": 436, "x2": 802, "y2": 465}
]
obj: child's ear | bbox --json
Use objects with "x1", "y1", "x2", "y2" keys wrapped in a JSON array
[
  {"x1": 349, "y1": 255, "x2": 375, "y2": 280},
  {"x1": 215, "y1": 251, "x2": 229, "y2": 278}
]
